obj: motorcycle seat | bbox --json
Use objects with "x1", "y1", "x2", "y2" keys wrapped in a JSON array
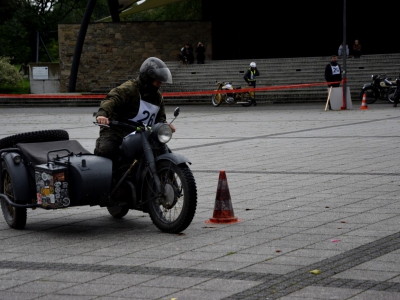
[{"x1": 17, "y1": 140, "x2": 92, "y2": 167}]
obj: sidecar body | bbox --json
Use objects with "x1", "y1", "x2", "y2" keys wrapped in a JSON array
[{"x1": 1, "y1": 140, "x2": 112, "y2": 209}]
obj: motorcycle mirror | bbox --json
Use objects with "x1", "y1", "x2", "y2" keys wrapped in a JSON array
[{"x1": 174, "y1": 107, "x2": 180, "y2": 117}]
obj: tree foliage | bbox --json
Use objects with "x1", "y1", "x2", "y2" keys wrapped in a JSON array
[
  {"x1": 0, "y1": 57, "x2": 23, "y2": 86},
  {"x1": 123, "y1": 0, "x2": 201, "y2": 21},
  {"x1": 0, "y1": 0, "x2": 201, "y2": 64}
]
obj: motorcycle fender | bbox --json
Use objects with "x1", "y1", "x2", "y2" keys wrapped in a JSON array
[
  {"x1": 155, "y1": 153, "x2": 191, "y2": 166},
  {"x1": 1, "y1": 152, "x2": 31, "y2": 204},
  {"x1": 362, "y1": 83, "x2": 372, "y2": 90}
]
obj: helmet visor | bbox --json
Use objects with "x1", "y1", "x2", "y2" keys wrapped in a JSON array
[{"x1": 148, "y1": 67, "x2": 172, "y2": 84}]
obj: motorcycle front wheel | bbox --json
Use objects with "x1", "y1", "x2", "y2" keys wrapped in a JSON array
[
  {"x1": 1, "y1": 163, "x2": 27, "y2": 229},
  {"x1": 387, "y1": 87, "x2": 398, "y2": 103},
  {"x1": 240, "y1": 92, "x2": 253, "y2": 107},
  {"x1": 361, "y1": 87, "x2": 378, "y2": 104},
  {"x1": 144, "y1": 161, "x2": 197, "y2": 233},
  {"x1": 211, "y1": 93, "x2": 226, "y2": 107}
]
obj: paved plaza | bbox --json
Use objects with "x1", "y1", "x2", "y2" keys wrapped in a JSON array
[{"x1": 0, "y1": 101, "x2": 400, "y2": 299}]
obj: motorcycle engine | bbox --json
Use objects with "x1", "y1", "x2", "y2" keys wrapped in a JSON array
[{"x1": 226, "y1": 97, "x2": 235, "y2": 104}]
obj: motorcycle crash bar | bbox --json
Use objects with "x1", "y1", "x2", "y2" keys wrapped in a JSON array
[{"x1": 0, "y1": 193, "x2": 42, "y2": 209}]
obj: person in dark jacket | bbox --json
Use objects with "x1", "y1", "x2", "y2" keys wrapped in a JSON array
[
  {"x1": 195, "y1": 42, "x2": 206, "y2": 64},
  {"x1": 94, "y1": 57, "x2": 175, "y2": 167},
  {"x1": 324, "y1": 54, "x2": 342, "y2": 109},
  {"x1": 243, "y1": 62, "x2": 260, "y2": 106}
]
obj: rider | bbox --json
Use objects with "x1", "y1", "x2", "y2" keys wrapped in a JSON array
[
  {"x1": 243, "y1": 62, "x2": 260, "y2": 106},
  {"x1": 94, "y1": 57, "x2": 176, "y2": 167}
]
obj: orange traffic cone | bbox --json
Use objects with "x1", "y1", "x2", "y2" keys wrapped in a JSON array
[
  {"x1": 205, "y1": 170, "x2": 242, "y2": 224},
  {"x1": 360, "y1": 93, "x2": 369, "y2": 110}
]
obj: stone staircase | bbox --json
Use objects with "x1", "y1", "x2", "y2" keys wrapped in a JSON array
[
  {"x1": 1, "y1": 54, "x2": 399, "y2": 107},
  {"x1": 160, "y1": 53, "x2": 400, "y2": 104}
]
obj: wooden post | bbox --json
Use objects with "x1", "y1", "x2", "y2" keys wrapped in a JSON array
[{"x1": 325, "y1": 86, "x2": 332, "y2": 111}]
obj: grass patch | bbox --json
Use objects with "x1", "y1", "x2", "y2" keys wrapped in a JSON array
[{"x1": 0, "y1": 77, "x2": 30, "y2": 94}]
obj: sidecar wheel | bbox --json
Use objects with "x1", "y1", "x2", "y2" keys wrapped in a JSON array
[
  {"x1": 107, "y1": 205, "x2": 129, "y2": 219},
  {"x1": 144, "y1": 161, "x2": 197, "y2": 234},
  {"x1": 1, "y1": 165, "x2": 27, "y2": 229},
  {"x1": 0, "y1": 130, "x2": 69, "y2": 149},
  {"x1": 241, "y1": 92, "x2": 253, "y2": 107}
]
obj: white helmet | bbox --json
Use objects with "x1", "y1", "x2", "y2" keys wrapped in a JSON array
[{"x1": 250, "y1": 62, "x2": 256, "y2": 68}]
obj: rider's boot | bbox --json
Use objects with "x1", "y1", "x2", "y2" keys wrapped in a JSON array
[{"x1": 252, "y1": 98, "x2": 257, "y2": 106}]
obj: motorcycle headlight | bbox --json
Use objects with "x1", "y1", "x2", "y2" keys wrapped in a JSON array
[{"x1": 152, "y1": 123, "x2": 172, "y2": 144}]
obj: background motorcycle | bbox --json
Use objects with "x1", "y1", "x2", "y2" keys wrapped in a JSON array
[
  {"x1": 360, "y1": 74, "x2": 395, "y2": 104},
  {"x1": 0, "y1": 107, "x2": 197, "y2": 233},
  {"x1": 211, "y1": 81, "x2": 253, "y2": 107},
  {"x1": 390, "y1": 77, "x2": 400, "y2": 107}
]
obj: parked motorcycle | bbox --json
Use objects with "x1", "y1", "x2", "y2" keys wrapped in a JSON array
[
  {"x1": 360, "y1": 74, "x2": 395, "y2": 104},
  {"x1": 211, "y1": 81, "x2": 253, "y2": 107},
  {"x1": 390, "y1": 77, "x2": 400, "y2": 107},
  {"x1": 0, "y1": 107, "x2": 197, "y2": 233}
]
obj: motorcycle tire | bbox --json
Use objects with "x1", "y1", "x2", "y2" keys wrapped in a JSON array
[
  {"x1": 241, "y1": 92, "x2": 253, "y2": 107},
  {"x1": 0, "y1": 130, "x2": 69, "y2": 149},
  {"x1": 144, "y1": 161, "x2": 197, "y2": 234},
  {"x1": 361, "y1": 87, "x2": 378, "y2": 104},
  {"x1": 211, "y1": 93, "x2": 226, "y2": 107},
  {"x1": 1, "y1": 162, "x2": 27, "y2": 229},
  {"x1": 387, "y1": 87, "x2": 398, "y2": 104},
  {"x1": 107, "y1": 205, "x2": 130, "y2": 219}
]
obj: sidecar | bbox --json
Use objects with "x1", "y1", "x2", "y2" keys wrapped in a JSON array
[{"x1": 0, "y1": 130, "x2": 112, "y2": 229}]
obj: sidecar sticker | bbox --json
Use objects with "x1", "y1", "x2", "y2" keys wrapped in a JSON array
[
  {"x1": 41, "y1": 172, "x2": 49, "y2": 181},
  {"x1": 37, "y1": 193, "x2": 42, "y2": 204},
  {"x1": 62, "y1": 198, "x2": 70, "y2": 207}
]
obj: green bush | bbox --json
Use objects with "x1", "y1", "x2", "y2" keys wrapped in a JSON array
[{"x1": 0, "y1": 56, "x2": 23, "y2": 86}]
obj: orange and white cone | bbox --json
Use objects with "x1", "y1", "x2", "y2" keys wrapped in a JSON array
[
  {"x1": 205, "y1": 170, "x2": 242, "y2": 224},
  {"x1": 360, "y1": 93, "x2": 369, "y2": 110}
]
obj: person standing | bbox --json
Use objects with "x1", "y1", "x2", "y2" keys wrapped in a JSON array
[
  {"x1": 195, "y1": 42, "x2": 206, "y2": 64},
  {"x1": 352, "y1": 40, "x2": 362, "y2": 58},
  {"x1": 324, "y1": 54, "x2": 342, "y2": 110},
  {"x1": 243, "y1": 62, "x2": 260, "y2": 106}
]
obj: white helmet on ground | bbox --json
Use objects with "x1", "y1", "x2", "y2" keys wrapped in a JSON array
[{"x1": 250, "y1": 62, "x2": 256, "y2": 68}]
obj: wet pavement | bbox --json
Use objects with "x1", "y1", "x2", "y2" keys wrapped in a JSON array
[{"x1": 0, "y1": 102, "x2": 400, "y2": 299}]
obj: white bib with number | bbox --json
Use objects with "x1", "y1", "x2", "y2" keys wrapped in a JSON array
[{"x1": 128, "y1": 97, "x2": 160, "y2": 127}]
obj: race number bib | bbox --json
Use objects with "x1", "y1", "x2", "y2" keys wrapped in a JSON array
[
  {"x1": 128, "y1": 99, "x2": 160, "y2": 126},
  {"x1": 331, "y1": 65, "x2": 340, "y2": 75}
]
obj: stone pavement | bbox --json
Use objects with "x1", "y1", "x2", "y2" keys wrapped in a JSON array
[{"x1": 0, "y1": 101, "x2": 400, "y2": 300}]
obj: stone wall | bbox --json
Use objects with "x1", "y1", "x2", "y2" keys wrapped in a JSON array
[{"x1": 58, "y1": 21, "x2": 212, "y2": 93}]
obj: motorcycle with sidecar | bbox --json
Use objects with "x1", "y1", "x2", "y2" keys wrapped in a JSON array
[{"x1": 0, "y1": 107, "x2": 197, "y2": 233}]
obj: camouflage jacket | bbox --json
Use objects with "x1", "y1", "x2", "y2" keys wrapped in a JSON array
[{"x1": 95, "y1": 77, "x2": 167, "y2": 124}]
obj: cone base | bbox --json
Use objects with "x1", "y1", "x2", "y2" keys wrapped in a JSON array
[
  {"x1": 205, "y1": 217, "x2": 242, "y2": 224},
  {"x1": 360, "y1": 107, "x2": 369, "y2": 110}
]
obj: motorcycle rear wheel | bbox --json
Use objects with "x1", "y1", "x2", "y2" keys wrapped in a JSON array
[
  {"x1": 1, "y1": 164, "x2": 27, "y2": 229},
  {"x1": 387, "y1": 87, "x2": 398, "y2": 103},
  {"x1": 144, "y1": 161, "x2": 197, "y2": 233},
  {"x1": 361, "y1": 87, "x2": 378, "y2": 104},
  {"x1": 240, "y1": 92, "x2": 253, "y2": 107}
]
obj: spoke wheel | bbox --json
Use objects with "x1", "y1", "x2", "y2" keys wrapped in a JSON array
[
  {"x1": 387, "y1": 87, "x2": 398, "y2": 103},
  {"x1": 144, "y1": 161, "x2": 197, "y2": 233},
  {"x1": 241, "y1": 92, "x2": 253, "y2": 107},
  {"x1": 1, "y1": 166, "x2": 27, "y2": 229},
  {"x1": 211, "y1": 93, "x2": 223, "y2": 107}
]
